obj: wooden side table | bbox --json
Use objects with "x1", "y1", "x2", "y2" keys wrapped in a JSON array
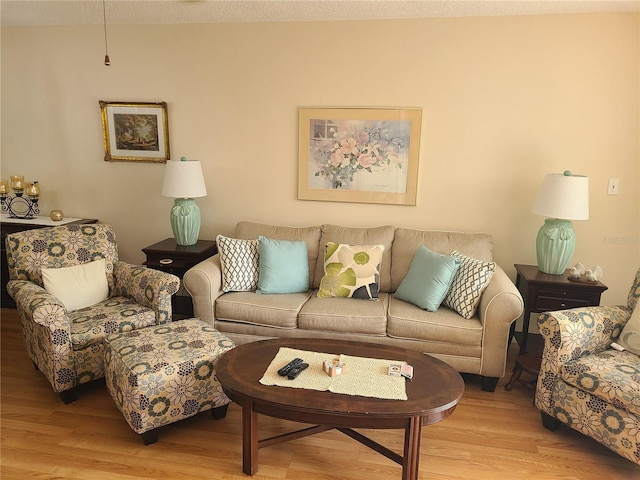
[
  {"x1": 142, "y1": 238, "x2": 217, "y2": 319},
  {"x1": 1, "y1": 215, "x2": 98, "y2": 308},
  {"x1": 513, "y1": 263, "x2": 608, "y2": 354}
]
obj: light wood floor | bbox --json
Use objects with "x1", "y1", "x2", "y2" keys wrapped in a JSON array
[{"x1": 1, "y1": 308, "x2": 639, "y2": 480}]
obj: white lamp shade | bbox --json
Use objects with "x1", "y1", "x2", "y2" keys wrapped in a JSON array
[
  {"x1": 162, "y1": 159, "x2": 207, "y2": 198},
  {"x1": 532, "y1": 172, "x2": 589, "y2": 220}
]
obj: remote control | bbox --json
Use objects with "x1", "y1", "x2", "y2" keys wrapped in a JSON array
[
  {"x1": 287, "y1": 362, "x2": 309, "y2": 380},
  {"x1": 277, "y1": 358, "x2": 304, "y2": 376}
]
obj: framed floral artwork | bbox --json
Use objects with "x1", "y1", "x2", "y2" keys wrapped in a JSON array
[
  {"x1": 99, "y1": 101, "x2": 170, "y2": 163},
  {"x1": 298, "y1": 107, "x2": 422, "y2": 205}
]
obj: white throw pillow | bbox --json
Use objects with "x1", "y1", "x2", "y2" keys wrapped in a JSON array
[
  {"x1": 217, "y1": 235, "x2": 260, "y2": 292},
  {"x1": 41, "y1": 259, "x2": 109, "y2": 312},
  {"x1": 617, "y1": 305, "x2": 640, "y2": 356}
]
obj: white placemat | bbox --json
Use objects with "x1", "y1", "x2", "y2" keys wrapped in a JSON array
[{"x1": 259, "y1": 347, "x2": 407, "y2": 401}]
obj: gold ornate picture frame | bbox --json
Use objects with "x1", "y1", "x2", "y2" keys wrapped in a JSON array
[
  {"x1": 298, "y1": 107, "x2": 422, "y2": 205},
  {"x1": 99, "y1": 101, "x2": 170, "y2": 163}
]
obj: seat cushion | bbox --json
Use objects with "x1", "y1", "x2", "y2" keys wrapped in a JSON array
[
  {"x1": 299, "y1": 293, "x2": 389, "y2": 335},
  {"x1": 215, "y1": 290, "x2": 312, "y2": 329},
  {"x1": 560, "y1": 349, "x2": 640, "y2": 417},
  {"x1": 387, "y1": 296, "x2": 483, "y2": 345},
  {"x1": 69, "y1": 296, "x2": 157, "y2": 350}
]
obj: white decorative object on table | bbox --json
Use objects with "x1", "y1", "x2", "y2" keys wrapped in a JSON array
[
  {"x1": 585, "y1": 265, "x2": 603, "y2": 282},
  {"x1": 568, "y1": 262, "x2": 586, "y2": 279}
]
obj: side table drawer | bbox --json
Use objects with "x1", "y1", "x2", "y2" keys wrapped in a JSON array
[{"x1": 536, "y1": 296, "x2": 591, "y2": 311}]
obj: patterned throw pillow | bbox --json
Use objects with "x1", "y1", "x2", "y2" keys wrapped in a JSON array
[
  {"x1": 617, "y1": 305, "x2": 640, "y2": 356},
  {"x1": 443, "y1": 250, "x2": 496, "y2": 319},
  {"x1": 317, "y1": 242, "x2": 384, "y2": 300},
  {"x1": 216, "y1": 235, "x2": 259, "y2": 292}
]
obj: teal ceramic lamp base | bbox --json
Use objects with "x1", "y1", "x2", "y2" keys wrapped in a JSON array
[
  {"x1": 536, "y1": 218, "x2": 576, "y2": 275},
  {"x1": 170, "y1": 198, "x2": 201, "y2": 246}
]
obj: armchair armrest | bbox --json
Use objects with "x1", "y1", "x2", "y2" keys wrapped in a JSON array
[
  {"x1": 7, "y1": 279, "x2": 69, "y2": 328},
  {"x1": 183, "y1": 253, "x2": 223, "y2": 326},
  {"x1": 112, "y1": 262, "x2": 180, "y2": 324},
  {"x1": 6, "y1": 279, "x2": 77, "y2": 392},
  {"x1": 537, "y1": 305, "x2": 631, "y2": 363},
  {"x1": 534, "y1": 304, "x2": 631, "y2": 415},
  {"x1": 475, "y1": 265, "x2": 524, "y2": 377}
]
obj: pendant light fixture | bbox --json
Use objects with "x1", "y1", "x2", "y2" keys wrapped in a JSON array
[{"x1": 102, "y1": 0, "x2": 110, "y2": 66}]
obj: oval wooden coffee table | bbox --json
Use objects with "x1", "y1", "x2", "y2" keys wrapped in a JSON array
[{"x1": 216, "y1": 338, "x2": 464, "y2": 480}]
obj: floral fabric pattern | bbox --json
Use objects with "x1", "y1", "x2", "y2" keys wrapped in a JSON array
[
  {"x1": 5, "y1": 224, "x2": 180, "y2": 396},
  {"x1": 317, "y1": 242, "x2": 383, "y2": 300},
  {"x1": 104, "y1": 319, "x2": 235, "y2": 435},
  {"x1": 535, "y1": 268, "x2": 640, "y2": 465}
]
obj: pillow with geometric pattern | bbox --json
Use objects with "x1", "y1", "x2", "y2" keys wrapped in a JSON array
[
  {"x1": 216, "y1": 235, "x2": 259, "y2": 292},
  {"x1": 443, "y1": 250, "x2": 496, "y2": 319}
]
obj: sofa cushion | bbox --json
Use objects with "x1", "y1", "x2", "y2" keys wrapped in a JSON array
[
  {"x1": 317, "y1": 242, "x2": 384, "y2": 300},
  {"x1": 41, "y1": 258, "x2": 109, "y2": 312},
  {"x1": 256, "y1": 236, "x2": 309, "y2": 294},
  {"x1": 387, "y1": 295, "x2": 483, "y2": 345},
  {"x1": 443, "y1": 251, "x2": 496, "y2": 319},
  {"x1": 313, "y1": 225, "x2": 395, "y2": 292},
  {"x1": 217, "y1": 235, "x2": 260, "y2": 292},
  {"x1": 559, "y1": 349, "x2": 640, "y2": 417},
  {"x1": 394, "y1": 246, "x2": 460, "y2": 312},
  {"x1": 215, "y1": 290, "x2": 313, "y2": 329},
  {"x1": 391, "y1": 228, "x2": 494, "y2": 291},
  {"x1": 299, "y1": 293, "x2": 388, "y2": 335},
  {"x1": 235, "y1": 222, "x2": 321, "y2": 289}
]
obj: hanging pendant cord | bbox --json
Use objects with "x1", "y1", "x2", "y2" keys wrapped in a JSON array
[{"x1": 103, "y1": 0, "x2": 110, "y2": 66}]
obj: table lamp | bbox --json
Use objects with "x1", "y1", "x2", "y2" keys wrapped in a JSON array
[
  {"x1": 161, "y1": 157, "x2": 207, "y2": 246},
  {"x1": 532, "y1": 170, "x2": 589, "y2": 275}
]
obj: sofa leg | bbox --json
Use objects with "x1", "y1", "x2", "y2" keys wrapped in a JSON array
[
  {"x1": 211, "y1": 403, "x2": 229, "y2": 420},
  {"x1": 481, "y1": 376, "x2": 499, "y2": 392},
  {"x1": 59, "y1": 387, "x2": 78, "y2": 404},
  {"x1": 141, "y1": 430, "x2": 158, "y2": 445},
  {"x1": 541, "y1": 412, "x2": 562, "y2": 431}
]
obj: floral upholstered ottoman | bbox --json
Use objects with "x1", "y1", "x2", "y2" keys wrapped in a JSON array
[{"x1": 104, "y1": 318, "x2": 236, "y2": 444}]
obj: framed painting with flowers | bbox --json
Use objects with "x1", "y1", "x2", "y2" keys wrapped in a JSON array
[{"x1": 298, "y1": 107, "x2": 422, "y2": 205}]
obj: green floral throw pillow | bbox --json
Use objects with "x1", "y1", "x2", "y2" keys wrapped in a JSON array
[{"x1": 317, "y1": 242, "x2": 384, "y2": 300}]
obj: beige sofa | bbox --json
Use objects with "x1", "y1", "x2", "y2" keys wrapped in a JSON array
[{"x1": 183, "y1": 222, "x2": 524, "y2": 391}]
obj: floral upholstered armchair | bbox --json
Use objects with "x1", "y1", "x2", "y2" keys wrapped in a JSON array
[
  {"x1": 535, "y1": 268, "x2": 640, "y2": 465},
  {"x1": 5, "y1": 224, "x2": 180, "y2": 403}
]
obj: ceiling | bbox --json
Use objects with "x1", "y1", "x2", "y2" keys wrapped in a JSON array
[{"x1": 2, "y1": 0, "x2": 640, "y2": 26}]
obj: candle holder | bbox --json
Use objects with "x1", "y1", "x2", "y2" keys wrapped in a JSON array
[{"x1": 0, "y1": 177, "x2": 41, "y2": 219}]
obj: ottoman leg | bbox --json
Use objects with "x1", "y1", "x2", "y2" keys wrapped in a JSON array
[
  {"x1": 141, "y1": 430, "x2": 158, "y2": 445},
  {"x1": 211, "y1": 403, "x2": 229, "y2": 420}
]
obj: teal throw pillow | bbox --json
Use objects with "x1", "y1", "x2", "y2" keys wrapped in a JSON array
[
  {"x1": 394, "y1": 245, "x2": 461, "y2": 312},
  {"x1": 256, "y1": 236, "x2": 309, "y2": 294}
]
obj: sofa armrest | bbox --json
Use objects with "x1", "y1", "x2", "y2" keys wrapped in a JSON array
[
  {"x1": 476, "y1": 265, "x2": 524, "y2": 377},
  {"x1": 113, "y1": 262, "x2": 180, "y2": 324},
  {"x1": 183, "y1": 253, "x2": 224, "y2": 326}
]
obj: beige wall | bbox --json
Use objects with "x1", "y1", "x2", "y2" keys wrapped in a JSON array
[{"x1": 1, "y1": 13, "x2": 638, "y2": 305}]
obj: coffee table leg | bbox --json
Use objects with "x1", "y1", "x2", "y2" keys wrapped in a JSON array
[
  {"x1": 242, "y1": 399, "x2": 259, "y2": 475},
  {"x1": 402, "y1": 416, "x2": 422, "y2": 480}
]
